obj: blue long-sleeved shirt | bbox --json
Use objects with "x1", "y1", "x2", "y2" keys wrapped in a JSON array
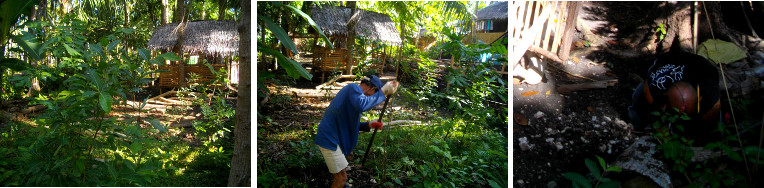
[{"x1": 314, "y1": 83, "x2": 385, "y2": 157}]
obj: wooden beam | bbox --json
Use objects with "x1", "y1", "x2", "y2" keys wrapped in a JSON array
[{"x1": 558, "y1": 1, "x2": 581, "y2": 61}]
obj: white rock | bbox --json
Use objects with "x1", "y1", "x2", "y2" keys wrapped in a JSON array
[
  {"x1": 554, "y1": 142, "x2": 564, "y2": 150},
  {"x1": 371, "y1": 178, "x2": 377, "y2": 184},
  {"x1": 591, "y1": 116, "x2": 598, "y2": 122},
  {"x1": 545, "y1": 137, "x2": 554, "y2": 143},
  {"x1": 603, "y1": 116, "x2": 612, "y2": 122},
  {"x1": 519, "y1": 137, "x2": 533, "y2": 151},
  {"x1": 518, "y1": 179, "x2": 525, "y2": 184},
  {"x1": 534, "y1": 111, "x2": 545, "y2": 118},
  {"x1": 599, "y1": 144, "x2": 607, "y2": 152},
  {"x1": 594, "y1": 124, "x2": 600, "y2": 128},
  {"x1": 601, "y1": 121, "x2": 607, "y2": 126},
  {"x1": 548, "y1": 181, "x2": 558, "y2": 188}
]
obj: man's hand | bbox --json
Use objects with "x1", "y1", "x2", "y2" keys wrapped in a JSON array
[
  {"x1": 370, "y1": 121, "x2": 383, "y2": 130},
  {"x1": 382, "y1": 81, "x2": 399, "y2": 96}
]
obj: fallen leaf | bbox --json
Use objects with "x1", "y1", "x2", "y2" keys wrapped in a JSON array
[
  {"x1": 545, "y1": 90, "x2": 551, "y2": 95},
  {"x1": 521, "y1": 91, "x2": 539, "y2": 96},
  {"x1": 572, "y1": 56, "x2": 580, "y2": 63},
  {"x1": 607, "y1": 40, "x2": 618, "y2": 45},
  {"x1": 514, "y1": 112, "x2": 528, "y2": 126},
  {"x1": 587, "y1": 106, "x2": 594, "y2": 112}
]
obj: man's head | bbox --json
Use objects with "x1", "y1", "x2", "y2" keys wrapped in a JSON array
[
  {"x1": 666, "y1": 81, "x2": 699, "y2": 114},
  {"x1": 360, "y1": 75, "x2": 382, "y2": 96}
]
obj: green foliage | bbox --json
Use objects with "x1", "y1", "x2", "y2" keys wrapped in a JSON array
[
  {"x1": 0, "y1": 0, "x2": 40, "y2": 46},
  {"x1": 655, "y1": 23, "x2": 667, "y2": 42},
  {"x1": 0, "y1": 20, "x2": 176, "y2": 186},
  {"x1": 563, "y1": 156, "x2": 622, "y2": 188},
  {"x1": 650, "y1": 108, "x2": 758, "y2": 187}
]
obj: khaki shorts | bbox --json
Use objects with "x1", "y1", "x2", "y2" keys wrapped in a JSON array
[{"x1": 318, "y1": 145, "x2": 348, "y2": 174}]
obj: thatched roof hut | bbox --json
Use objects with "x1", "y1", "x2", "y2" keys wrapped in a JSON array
[
  {"x1": 147, "y1": 20, "x2": 239, "y2": 57},
  {"x1": 310, "y1": 6, "x2": 401, "y2": 44},
  {"x1": 477, "y1": 1, "x2": 508, "y2": 21}
]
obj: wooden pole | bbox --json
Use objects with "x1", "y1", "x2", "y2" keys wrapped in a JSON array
[{"x1": 558, "y1": 1, "x2": 580, "y2": 61}]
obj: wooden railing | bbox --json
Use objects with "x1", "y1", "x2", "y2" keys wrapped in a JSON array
[{"x1": 511, "y1": 1, "x2": 580, "y2": 65}]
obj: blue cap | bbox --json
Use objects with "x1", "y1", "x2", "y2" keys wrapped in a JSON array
[{"x1": 363, "y1": 75, "x2": 383, "y2": 89}]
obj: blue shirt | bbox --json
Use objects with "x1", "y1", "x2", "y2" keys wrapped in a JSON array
[{"x1": 314, "y1": 83, "x2": 386, "y2": 157}]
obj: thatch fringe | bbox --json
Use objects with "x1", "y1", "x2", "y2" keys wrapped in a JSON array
[
  {"x1": 311, "y1": 6, "x2": 401, "y2": 44},
  {"x1": 477, "y1": 1, "x2": 508, "y2": 20},
  {"x1": 147, "y1": 20, "x2": 240, "y2": 57}
]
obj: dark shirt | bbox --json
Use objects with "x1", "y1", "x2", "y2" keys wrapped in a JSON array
[{"x1": 645, "y1": 51, "x2": 720, "y2": 115}]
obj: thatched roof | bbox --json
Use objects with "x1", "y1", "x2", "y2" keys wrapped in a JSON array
[
  {"x1": 147, "y1": 20, "x2": 239, "y2": 56},
  {"x1": 477, "y1": 1, "x2": 508, "y2": 20},
  {"x1": 311, "y1": 6, "x2": 401, "y2": 44}
]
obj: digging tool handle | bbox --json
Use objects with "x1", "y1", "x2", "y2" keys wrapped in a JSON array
[{"x1": 361, "y1": 95, "x2": 391, "y2": 166}]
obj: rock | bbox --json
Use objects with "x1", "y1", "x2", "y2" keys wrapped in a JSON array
[
  {"x1": 534, "y1": 111, "x2": 545, "y2": 119},
  {"x1": 591, "y1": 116, "x2": 598, "y2": 122},
  {"x1": 599, "y1": 144, "x2": 607, "y2": 153},
  {"x1": 547, "y1": 181, "x2": 558, "y2": 188},
  {"x1": 603, "y1": 116, "x2": 612, "y2": 122},
  {"x1": 517, "y1": 179, "x2": 525, "y2": 184},
  {"x1": 519, "y1": 137, "x2": 533, "y2": 151},
  {"x1": 554, "y1": 142, "x2": 564, "y2": 150},
  {"x1": 545, "y1": 137, "x2": 554, "y2": 143}
]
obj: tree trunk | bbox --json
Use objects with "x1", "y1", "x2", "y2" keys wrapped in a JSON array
[
  {"x1": 345, "y1": 1, "x2": 357, "y2": 75},
  {"x1": 471, "y1": 1, "x2": 478, "y2": 43},
  {"x1": 228, "y1": 0, "x2": 251, "y2": 186},
  {"x1": 161, "y1": 0, "x2": 169, "y2": 25},
  {"x1": 174, "y1": 0, "x2": 186, "y2": 23},
  {"x1": 25, "y1": 0, "x2": 47, "y2": 98},
  {"x1": 218, "y1": 0, "x2": 226, "y2": 21}
]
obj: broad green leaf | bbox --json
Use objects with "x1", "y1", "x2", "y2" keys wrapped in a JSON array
[
  {"x1": 156, "y1": 52, "x2": 181, "y2": 61},
  {"x1": 89, "y1": 43, "x2": 103, "y2": 57},
  {"x1": 393, "y1": 178, "x2": 403, "y2": 185},
  {"x1": 606, "y1": 166, "x2": 622, "y2": 172},
  {"x1": 63, "y1": 43, "x2": 81, "y2": 56},
  {"x1": 99, "y1": 92, "x2": 112, "y2": 113},
  {"x1": 488, "y1": 180, "x2": 501, "y2": 188},
  {"x1": 273, "y1": 2, "x2": 333, "y2": 49},
  {"x1": 107, "y1": 40, "x2": 121, "y2": 52},
  {"x1": 138, "y1": 49, "x2": 151, "y2": 61},
  {"x1": 585, "y1": 158, "x2": 601, "y2": 179},
  {"x1": 697, "y1": 39, "x2": 746, "y2": 64},
  {"x1": 147, "y1": 118, "x2": 168, "y2": 133},
  {"x1": 0, "y1": 0, "x2": 41, "y2": 45},
  {"x1": 0, "y1": 58, "x2": 32, "y2": 71},
  {"x1": 258, "y1": 15, "x2": 299, "y2": 55},
  {"x1": 563, "y1": 172, "x2": 592, "y2": 188},
  {"x1": 597, "y1": 156, "x2": 607, "y2": 170},
  {"x1": 258, "y1": 43, "x2": 312, "y2": 80},
  {"x1": 10, "y1": 34, "x2": 44, "y2": 60},
  {"x1": 130, "y1": 142, "x2": 143, "y2": 153}
]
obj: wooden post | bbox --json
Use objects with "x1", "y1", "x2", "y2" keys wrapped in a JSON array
[{"x1": 558, "y1": 1, "x2": 580, "y2": 61}]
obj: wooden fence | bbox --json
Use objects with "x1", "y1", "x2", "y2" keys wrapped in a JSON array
[{"x1": 511, "y1": 1, "x2": 581, "y2": 65}]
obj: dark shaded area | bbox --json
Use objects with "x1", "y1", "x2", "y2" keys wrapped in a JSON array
[{"x1": 514, "y1": 1, "x2": 764, "y2": 187}]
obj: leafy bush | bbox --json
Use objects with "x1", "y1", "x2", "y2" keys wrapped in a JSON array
[
  {"x1": 563, "y1": 156, "x2": 622, "y2": 188},
  {"x1": 3, "y1": 20, "x2": 178, "y2": 186}
]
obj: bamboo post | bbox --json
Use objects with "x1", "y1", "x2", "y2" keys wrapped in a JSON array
[
  {"x1": 550, "y1": 1, "x2": 567, "y2": 54},
  {"x1": 558, "y1": 1, "x2": 581, "y2": 61}
]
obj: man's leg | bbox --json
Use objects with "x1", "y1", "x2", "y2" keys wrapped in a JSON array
[
  {"x1": 319, "y1": 145, "x2": 350, "y2": 187},
  {"x1": 629, "y1": 82, "x2": 648, "y2": 130},
  {"x1": 331, "y1": 169, "x2": 348, "y2": 188}
]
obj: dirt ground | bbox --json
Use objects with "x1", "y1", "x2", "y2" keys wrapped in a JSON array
[{"x1": 513, "y1": 2, "x2": 764, "y2": 187}]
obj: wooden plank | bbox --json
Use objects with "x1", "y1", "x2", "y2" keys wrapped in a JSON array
[
  {"x1": 551, "y1": 1, "x2": 567, "y2": 54},
  {"x1": 541, "y1": 2, "x2": 557, "y2": 51},
  {"x1": 510, "y1": 2, "x2": 553, "y2": 65},
  {"x1": 533, "y1": 1, "x2": 543, "y2": 47},
  {"x1": 558, "y1": 1, "x2": 581, "y2": 61},
  {"x1": 556, "y1": 79, "x2": 618, "y2": 93}
]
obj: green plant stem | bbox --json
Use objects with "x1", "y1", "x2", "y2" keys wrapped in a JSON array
[{"x1": 89, "y1": 110, "x2": 105, "y2": 159}]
